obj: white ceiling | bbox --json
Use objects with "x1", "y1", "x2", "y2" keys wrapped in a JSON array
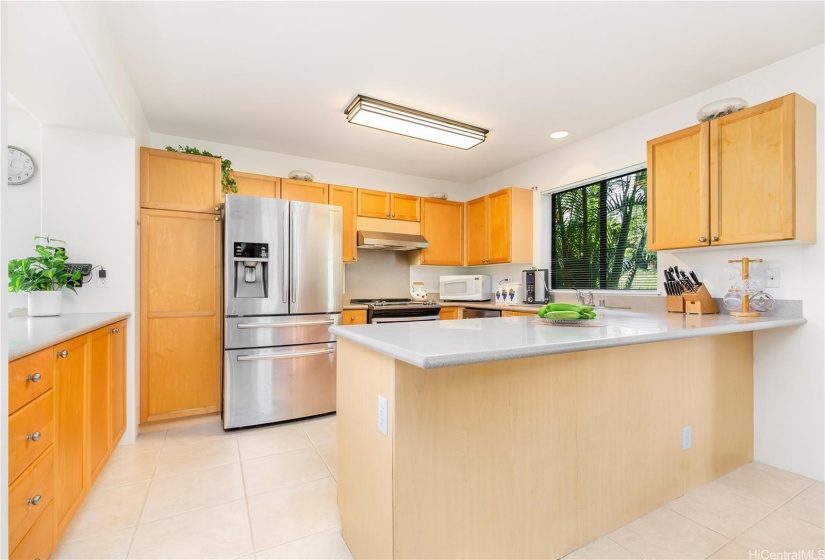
[{"x1": 101, "y1": 1, "x2": 824, "y2": 183}]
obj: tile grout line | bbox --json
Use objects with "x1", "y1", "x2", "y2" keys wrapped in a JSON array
[
  {"x1": 124, "y1": 431, "x2": 167, "y2": 559},
  {"x1": 604, "y1": 536, "x2": 642, "y2": 559},
  {"x1": 235, "y1": 439, "x2": 258, "y2": 558}
]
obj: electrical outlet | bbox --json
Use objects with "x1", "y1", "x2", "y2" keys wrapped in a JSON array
[
  {"x1": 377, "y1": 395, "x2": 388, "y2": 435},
  {"x1": 766, "y1": 268, "x2": 780, "y2": 288},
  {"x1": 96, "y1": 269, "x2": 109, "y2": 288},
  {"x1": 682, "y1": 426, "x2": 692, "y2": 450}
]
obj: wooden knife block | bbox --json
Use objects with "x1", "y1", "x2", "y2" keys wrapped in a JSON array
[
  {"x1": 666, "y1": 296, "x2": 685, "y2": 313},
  {"x1": 683, "y1": 285, "x2": 719, "y2": 315}
]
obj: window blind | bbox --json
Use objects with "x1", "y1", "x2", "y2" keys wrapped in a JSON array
[{"x1": 549, "y1": 168, "x2": 655, "y2": 290}]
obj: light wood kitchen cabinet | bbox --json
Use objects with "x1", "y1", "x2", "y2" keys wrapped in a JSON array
[
  {"x1": 342, "y1": 309, "x2": 368, "y2": 325},
  {"x1": 501, "y1": 310, "x2": 536, "y2": 317},
  {"x1": 231, "y1": 171, "x2": 280, "y2": 198},
  {"x1": 420, "y1": 198, "x2": 463, "y2": 266},
  {"x1": 140, "y1": 147, "x2": 222, "y2": 214},
  {"x1": 8, "y1": 320, "x2": 127, "y2": 557},
  {"x1": 438, "y1": 307, "x2": 459, "y2": 321},
  {"x1": 87, "y1": 321, "x2": 127, "y2": 484},
  {"x1": 358, "y1": 189, "x2": 420, "y2": 222},
  {"x1": 53, "y1": 335, "x2": 89, "y2": 536},
  {"x1": 465, "y1": 187, "x2": 533, "y2": 265},
  {"x1": 281, "y1": 178, "x2": 329, "y2": 204},
  {"x1": 330, "y1": 185, "x2": 358, "y2": 262},
  {"x1": 647, "y1": 93, "x2": 815, "y2": 250},
  {"x1": 140, "y1": 208, "x2": 222, "y2": 423}
]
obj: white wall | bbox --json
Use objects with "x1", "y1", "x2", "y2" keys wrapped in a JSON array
[
  {"x1": 40, "y1": 125, "x2": 139, "y2": 445},
  {"x1": 151, "y1": 133, "x2": 472, "y2": 201},
  {"x1": 471, "y1": 45, "x2": 825, "y2": 481},
  {"x1": 5, "y1": 101, "x2": 42, "y2": 310}
]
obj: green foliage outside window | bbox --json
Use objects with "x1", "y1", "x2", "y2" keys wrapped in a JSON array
[{"x1": 551, "y1": 169, "x2": 656, "y2": 290}]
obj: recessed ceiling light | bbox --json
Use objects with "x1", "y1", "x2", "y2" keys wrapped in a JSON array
[{"x1": 550, "y1": 130, "x2": 569, "y2": 139}]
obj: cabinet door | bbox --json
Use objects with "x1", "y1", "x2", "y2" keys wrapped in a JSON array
[
  {"x1": 281, "y1": 179, "x2": 329, "y2": 204},
  {"x1": 391, "y1": 194, "x2": 420, "y2": 222},
  {"x1": 487, "y1": 188, "x2": 512, "y2": 264},
  {"x1": 141, "y1": 209, "x2": 222, "y2": 422},
  {"x1": 466, "y1": 196, "x2": 488, "y2": 265},
  {"x1": 438, "y1": 307, "x2": 459, "y2": 321},
  {"x1": 420, "y1": 198, "x2": 463, "y2": 266},
  {"x1": 710, "y1": 96, "x2": 795, "y2": 245},
  {"x1": 330, "y1": 185, "x2": 358, "y2": 262},
  {"x1": 231, "y1": 171, "x2": 280, "y2": 198},
  {"x1": 358, "y1": 189, "x2": 391, "y2": 218},
  {"x1": 647, "y1": 124, "x2": 709, "y2": 250},
  {"x1": 110, "y1": 322, "x2": 127, "y2": 447},
  {"x1": 87, "y1": 328, "x2": 111, "y2": 484},
  {"x1": 54, "y1": 335, "x2": 88, "y2": 535},
  {"x1": 140, "y1": 148, "x2": 222, "y2": 213}
]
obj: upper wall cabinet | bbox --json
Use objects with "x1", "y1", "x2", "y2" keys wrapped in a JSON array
[
  {"x1": 647, "y1": 93, "x2": 815, "y2": 250},
  {"x1": 231, "y1": 171, "x2": 280, "y2": 198},
  {"x1": 420, "y1": 198, "x2": 463, "y2": 266},
  {"x1": 465, "y1": 187, "x2": 533, "y2": 265},
  {"x1": 140, "y1": 148, "x2": 222, "y2": 214},
  {"x1": 357, "y1": 189, "x2": 420, "y2": 222},
  {"x1": 329, "y1": 185, "x2": 358, "y2": 263},
  {"x1": 281, "y1": 179, "x2": 329, "y2": 204}
]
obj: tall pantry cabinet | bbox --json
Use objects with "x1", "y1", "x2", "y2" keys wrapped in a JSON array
[{"x1": 139, "y1": 148, "x2": 223, "y2": 422}]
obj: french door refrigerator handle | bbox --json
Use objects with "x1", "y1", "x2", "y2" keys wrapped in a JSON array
[
  {"x1": 237, "y1": 348, "x2": 334, "y2": 361},
  {"x1": 291, "y1": 212, "x2": 297, "y2": 303},
  {"x1": 282, "y1": 210, "x2": 289, "y2": 303},
  {"x1": 237, "y1": 320, "x2": 335, "y2": 329}
]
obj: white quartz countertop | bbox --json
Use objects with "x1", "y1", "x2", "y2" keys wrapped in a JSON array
[
  {"x1": 8, "y1": 312, "x2": 131, "y2": 361},
  {"x1": 329, "y1": 309, "x2": 806, "y2": 369}
]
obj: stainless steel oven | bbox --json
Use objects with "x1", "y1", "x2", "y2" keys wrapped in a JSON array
[{"x1": 349, "y1": 298, "x2": 441, "y2": 324}]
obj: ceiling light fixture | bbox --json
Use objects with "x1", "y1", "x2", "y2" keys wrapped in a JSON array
[
  {"x1": 550, "y1": 130, "x2": 569, "y2": 139},
  {"x1": 345, "y1": 95, "x2": 488, "y2": 150}
]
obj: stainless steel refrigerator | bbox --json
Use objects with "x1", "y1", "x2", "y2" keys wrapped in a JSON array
[{"x1": 222, "y1": 195, "x2": 342, "y2": 429}]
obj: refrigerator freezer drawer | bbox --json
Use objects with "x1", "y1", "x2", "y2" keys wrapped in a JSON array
[
  {"x1": 223, "y1": 342, "x2": 336, "y2": 429},
  {"x1": 224, "y1": 314, "x2": 340, "y2": 349}
]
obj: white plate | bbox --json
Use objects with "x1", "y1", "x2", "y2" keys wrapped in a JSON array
[{"x1": 532, "y1": 318, "x2": 607, "y2": 327}]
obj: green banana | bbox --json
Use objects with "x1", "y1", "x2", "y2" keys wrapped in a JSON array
[{"x1": 545, "y1": 311, "x2": 583, "y2": 320}]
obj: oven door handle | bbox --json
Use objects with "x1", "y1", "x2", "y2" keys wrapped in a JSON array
[
  {"x1": 237, "y1": 320, "x2": 335, "y2": 329},
  {"x1": 371, "y1": 316, "x2": 440, "y2": 324},
  {"x1": 237, "y1": 348, "x2": 334, "y2": 361}
]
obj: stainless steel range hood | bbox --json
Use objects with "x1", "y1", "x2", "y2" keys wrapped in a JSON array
[{"x1": 357, "y1": 230, "x2": 429, "y2": 251}]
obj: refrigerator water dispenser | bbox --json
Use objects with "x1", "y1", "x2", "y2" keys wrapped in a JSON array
[{"x1": 233, "y1": 242, "x2": 269, "y2": 298}]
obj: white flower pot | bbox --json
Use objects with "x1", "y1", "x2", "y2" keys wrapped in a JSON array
[{"x1": 28, "y1": 291, "x2": 63, "y2": 317}]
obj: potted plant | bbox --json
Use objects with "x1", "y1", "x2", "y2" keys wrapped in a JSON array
[{"x1": 8, "y1": 236, "x2": 82, "y2": 317}]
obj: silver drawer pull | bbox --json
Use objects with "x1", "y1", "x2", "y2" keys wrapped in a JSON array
[
  {"x1": 27, "y1": 494, "x2": 42, "y2": 506},
  {"x1": 27, "y1": 431, "x2": 42, "y2": 442},
  {"x1": 237, "y1": 349, "x2": 334, "y2": 361},
  {"x1": 26, "y1": 373, "x2": 42, "y2": 383},
  {"x1": 237, "y1": 320, "x2": 334, "y2": 329},
  {"x1": 57, "y1": 350, "x2": 68, "y2": 358}
]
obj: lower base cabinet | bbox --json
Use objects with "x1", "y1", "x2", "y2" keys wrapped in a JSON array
[
  {"x1": 438, "y1": 307, "x2": 460, "y2": 321},
  {"x1": 342, "y1": 310, "x2": 368, "y2": 325},
  {"x1": 7, "y1": 319, "x2": 127, "y2": 559}
]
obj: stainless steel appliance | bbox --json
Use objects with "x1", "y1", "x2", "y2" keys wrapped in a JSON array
[
  {"x1": 357, "y1": 230, "x2": 429, "y2": 250},
  {"x1": 463, "y1": 308, "x2": 501, "y2": 319},
  {"x1": 522, "y1": 268, "x2": 550, "y2": 304},
  {"x1": 439, "y1": 275, "x2": 492, "y2": 301},
  {"x1": 349, "y1": 298, "x2": 441, "y2": 324},
  {"x1": 223, "y1": 195, "x2": 343, "y2": 429}
]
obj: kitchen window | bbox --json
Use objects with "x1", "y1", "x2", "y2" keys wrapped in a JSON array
[{"x1": 547, "y1": 167, "x2": 656, "y2": 290}]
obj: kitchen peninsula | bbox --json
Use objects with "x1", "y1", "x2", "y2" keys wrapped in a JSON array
[{"x1": 330, "y1": 310, "x2": 806, "y2": 559}]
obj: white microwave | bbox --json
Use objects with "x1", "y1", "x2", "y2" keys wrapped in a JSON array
[{"x1": 439, "y1": 275, "x2": 492, "y2": 301}]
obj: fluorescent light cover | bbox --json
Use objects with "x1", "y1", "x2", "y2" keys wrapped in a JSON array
[
  {"x1": 550, "y1": 130, "x2": 569, "y2": 139},
  {"x1": 345, "y1": 95, "x2": 488, "y2": 150}
]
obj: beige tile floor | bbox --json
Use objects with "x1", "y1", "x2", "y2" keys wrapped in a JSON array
[{"x1": 54, "y1": 414, "x2": 824, "y2": 560}]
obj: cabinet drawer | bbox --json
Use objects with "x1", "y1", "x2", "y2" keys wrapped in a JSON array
[
  {"x1": 342, "y1": 310, "x2": 367, "y2": 325},
  {"x1": 10, "y1": 501, "x2": 53, "y2": 560},
  {"x1": 9, "y1": 447, "x2": 54, "y2": 552},
  {"x1": 9, "y1": 348, "x2": 54, "y2": 414},
  {"x1": 8, "y1": 391, "x2": 54, "y2": 482}
]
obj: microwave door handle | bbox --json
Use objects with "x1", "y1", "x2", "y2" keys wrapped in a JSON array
[{"x1": 282, "y1": 210, "x2": 289, "y2": 303}]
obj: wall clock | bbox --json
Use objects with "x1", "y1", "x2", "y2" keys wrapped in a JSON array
[{"x1": 7, "y1": 146, "x2": 38, "y2": 185}]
